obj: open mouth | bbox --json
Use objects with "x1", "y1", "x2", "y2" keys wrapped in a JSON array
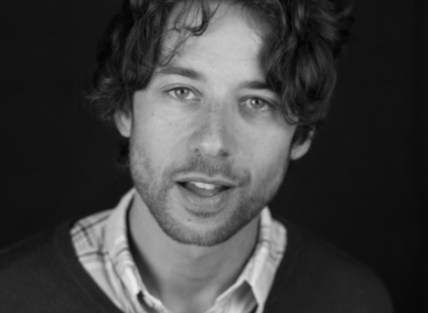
[{"x1": 177, "y1": 181, "x2": 231, "y2": 198}]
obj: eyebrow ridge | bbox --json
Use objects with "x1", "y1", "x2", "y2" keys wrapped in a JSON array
[
  {"x1": 240, "y1": 80, "x2": 272, "y2": 91},
  {"x1": 155, "y1": 65, "x2": 204, "y2": 81}
]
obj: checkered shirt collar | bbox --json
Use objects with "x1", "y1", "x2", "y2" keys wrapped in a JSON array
[{"x1": 104, "y1": 188, "x2": 285, "y2": 313}]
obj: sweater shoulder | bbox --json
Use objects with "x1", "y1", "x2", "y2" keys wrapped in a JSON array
[
  {"x1": 0, "y1": 220, "x2": 122, "y2": 313},
  {"x1": 266, "y1": 217, "x2": 393, "y2": 313},
  {"x1": 0, "y1": 226, "x2": 65, "y2": 310},
  {"x1": 0, "y1": 226, "x2": 61, "y2": 285},
  {"x1": 1, "y1": 225, "x2": 52, "y2": 259}
]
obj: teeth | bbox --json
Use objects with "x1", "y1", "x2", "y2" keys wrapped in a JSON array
[{"x1": 191, "y1": 182, "x2": 217, "y2": 190}]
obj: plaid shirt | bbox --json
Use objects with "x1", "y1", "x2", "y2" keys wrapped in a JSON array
[{"x1": 71, "y1": 189, "x2": 286, "y2": 313}]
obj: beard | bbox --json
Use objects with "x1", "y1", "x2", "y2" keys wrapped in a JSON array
[{"x1": 129, "y1": 139, "x2": 287, "y2": 247}]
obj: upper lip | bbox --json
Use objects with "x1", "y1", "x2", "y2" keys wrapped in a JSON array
[{"x1": 176, "y1": 176, "x2": 236, "y2": 188}]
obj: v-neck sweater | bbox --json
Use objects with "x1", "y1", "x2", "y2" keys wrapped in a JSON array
[{"x1": 0, "y1": 217, "x2": 393, "y2": 312}]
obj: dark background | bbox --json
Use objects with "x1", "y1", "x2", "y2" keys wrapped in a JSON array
[{"x1": 0, "y1": 0, "x2": 426, "y2": 312}]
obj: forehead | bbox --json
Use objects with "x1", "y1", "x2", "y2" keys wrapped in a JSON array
[{"x1": 160, "y1": 2, "x2": 266, "y2": 67}]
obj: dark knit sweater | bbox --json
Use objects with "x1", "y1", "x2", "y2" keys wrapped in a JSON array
[{"x1": 0, "y1": 217, "x2": 393, "y2": 312}]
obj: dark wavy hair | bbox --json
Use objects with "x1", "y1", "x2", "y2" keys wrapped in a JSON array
[{"x1": 87, "y1": 0, "x2": 353, "y2": 156}]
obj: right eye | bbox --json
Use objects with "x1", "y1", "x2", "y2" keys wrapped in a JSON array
[{"x1": 167, "y1": 87, "x2": 197, "y2": 101}]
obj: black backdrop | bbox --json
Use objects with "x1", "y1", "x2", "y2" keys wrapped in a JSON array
[{"x1": 0, "y1": 0, "x2": 426, "y2": 312}]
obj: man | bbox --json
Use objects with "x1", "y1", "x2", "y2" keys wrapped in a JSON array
[{"x1": 0, "y1": 0, "x2": 393, "y2": 312}]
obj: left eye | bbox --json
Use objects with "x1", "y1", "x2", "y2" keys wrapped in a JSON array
[
  {"x1": 168, "y1": 87, "x2": 196, "y2": 100},
  {"x1": 242, "y1": 97, "x2": 270, "y2": 111}
]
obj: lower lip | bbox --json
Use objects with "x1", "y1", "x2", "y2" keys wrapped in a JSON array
[{"x1": 175, "y1": 183, "x2": 234, "y2": 216}]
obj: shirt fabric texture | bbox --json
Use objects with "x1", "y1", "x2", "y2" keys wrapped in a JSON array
[
  {"x1": 0, "y1": 197, "x2": 393, "y2": 312},
  {"x1": 70, "y1": 189, "x2": 286, "y2": 313}
]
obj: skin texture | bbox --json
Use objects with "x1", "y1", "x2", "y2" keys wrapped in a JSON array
[{"x1": 116, "y1": 3, "x2": 311, "y2": 313}]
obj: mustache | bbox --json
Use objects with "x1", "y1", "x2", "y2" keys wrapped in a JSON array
[{"x1": 164, "y1": 156, "x2": 251, "y2": 185}]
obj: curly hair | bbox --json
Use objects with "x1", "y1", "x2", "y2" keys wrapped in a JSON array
[{"x1": 87, "y1": 0, "x2": 353, "y2": 147}]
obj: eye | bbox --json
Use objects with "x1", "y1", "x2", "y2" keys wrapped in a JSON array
[
  {"x1": 242, "y1": 97, "x2": 271, "y2": 111},
  {"x1": 167, "y1": 87, "x2": 197, "y2": 101}
]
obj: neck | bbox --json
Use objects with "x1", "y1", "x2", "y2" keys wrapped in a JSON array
[{"x1": 128, "y1": 193, "x2": 259, "y2": 313}]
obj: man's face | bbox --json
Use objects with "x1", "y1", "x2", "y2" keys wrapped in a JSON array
[{"x1": 117, "y1": 4, "x2": 310, "y2": 246}]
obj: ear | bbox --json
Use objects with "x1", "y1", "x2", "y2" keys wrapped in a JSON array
[
  {"x1": 114, "y1": 111, "x2": 132, "y2": 138},
  {"x1": 290, "y1": 133, "x2": 313, "y2": 160}
]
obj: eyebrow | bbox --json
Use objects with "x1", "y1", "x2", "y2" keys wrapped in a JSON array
[
  {"x1": 155, "y1": 65, "x2": 204, "y2": 81},
  {"x1": 239, "y1": 80, "x2": 272, "y2": 91}
]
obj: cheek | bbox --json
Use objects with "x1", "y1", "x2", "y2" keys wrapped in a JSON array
[
  {"x1": 244, "y1": 126, "x2": 294, "y2": 182},
  {"x1": 245, "y1": 124, "x2": 293, "y2": 163},
  {"x1": 131, "y1": 107, "x2": 190, "y2": 166},
  {"x1": 254, "y1": 137, "x2": 291, "y2": 200},
  {"x1": 259, "y1": 139, "x2": 290, "y2": 171}
]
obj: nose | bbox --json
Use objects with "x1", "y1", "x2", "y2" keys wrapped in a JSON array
[{"x1": 188, "y1": 105, "x2": 234, "y2": 159}]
